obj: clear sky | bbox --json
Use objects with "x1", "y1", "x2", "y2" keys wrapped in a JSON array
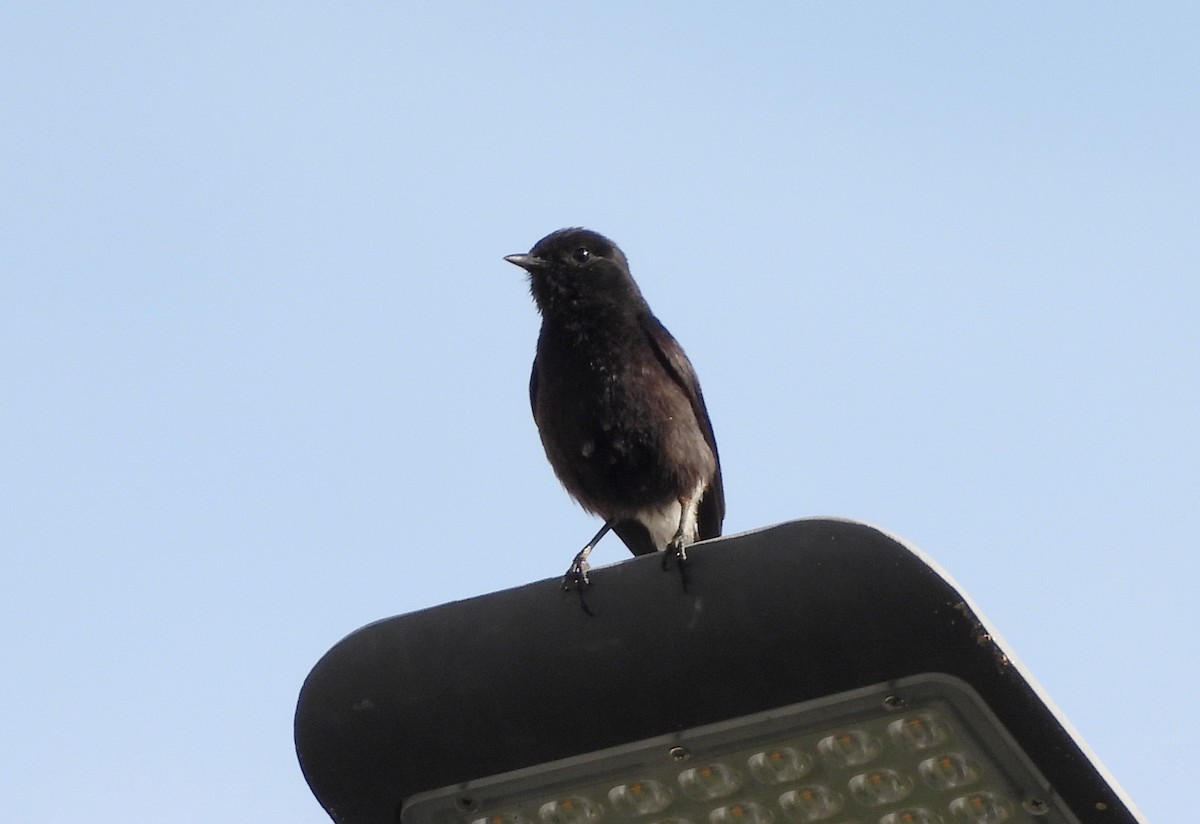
[{"x1": 2, "y1": 3, "x2": 1194, "y2": 822}]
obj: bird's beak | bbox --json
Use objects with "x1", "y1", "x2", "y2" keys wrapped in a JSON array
[{"x1": 504, "y1": 253, "x2": 547, "y2": 272}]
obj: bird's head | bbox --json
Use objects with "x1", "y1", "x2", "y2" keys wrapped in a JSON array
[{"x1": 505, "y1": 228, "x2": 643, "y2": 314}]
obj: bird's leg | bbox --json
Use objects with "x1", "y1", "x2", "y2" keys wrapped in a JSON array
[
  {"x1": 563, "y1": 520, "x2": 614, "y2": 593},
  {"x1": 662, "y1": 481, "x2": 706, "y2": 589}
]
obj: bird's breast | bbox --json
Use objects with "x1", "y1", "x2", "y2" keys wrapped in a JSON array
[{"x1": 533, "y1": 321, "x2": 711, "y2": 515}]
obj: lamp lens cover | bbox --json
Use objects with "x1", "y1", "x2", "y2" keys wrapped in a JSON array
[{"x1": 407, "y1": 676, "x2": 1077, "y2": 824}]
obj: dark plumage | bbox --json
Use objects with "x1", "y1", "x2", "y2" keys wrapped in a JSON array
[{"x1": 505, "y1": 228, "x2": 724, "y2": 589}]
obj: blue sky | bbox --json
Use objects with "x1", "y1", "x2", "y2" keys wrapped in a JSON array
[{"x1": 2, "y1": 3, "x2": 1194, "y2": 822}]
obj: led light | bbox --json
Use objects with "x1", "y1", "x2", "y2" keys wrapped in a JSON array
[
  {"x1": 849, "y1": 768, "x2": 914, "y2": 806},
  {"x1": 778, "y1": 785, "x2": 843, "y2": 822},
  {"x1": 879, "y1": 808, "x2": 942, "y2": 824},
  {"x1": 710, "y1": 801, "x2": 775, "y2": 824},
  {"x1": 816, "y1": 730, "x2": 880, "y2": 767},
  {"x1": 471, "y1": 814, "x2": 530, "y2": 824},
  {"x1": 608, "y1": 780, "x2": 674, "y2": 815},
  {"x1": 919, "y1": 754, "x2": 981, "y2": 790},
  {"x1": 747, "y1": 748, "x2": 812, "y2": 784},
  {"x1": 679, "y1": 763, "x2": 743, "y2": 800},
  {"x1": 950, "y1": 792, "x2": 1012, "y2": 824},
  {"x1": 402, "y1": 677, "x2": 1082, "y2": 824},
  {"x1": 889, "y1": 713, "x2": 951, "y2": 751},
  {"x1": 538, "y1": 796, "x2": 602, "y2": 824}
]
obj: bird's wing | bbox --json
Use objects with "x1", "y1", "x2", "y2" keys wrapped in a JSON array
[
  {"x1": 637, "y1": 312, "x2": 726, "y2": 537},
  {"x1": 528, "y1": 354, "x2": 539, "y2": 418}
]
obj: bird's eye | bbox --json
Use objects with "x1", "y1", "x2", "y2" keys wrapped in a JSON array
[{"x1": 571, "y1": 247, "x2": 591, "y2": 263}]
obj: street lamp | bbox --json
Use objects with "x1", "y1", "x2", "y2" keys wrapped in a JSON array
[{"x1": 294, "y1": 518, "x2": 1144, "y2": 824}]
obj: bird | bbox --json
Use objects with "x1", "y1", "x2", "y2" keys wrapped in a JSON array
[{"x1": 504, "y1": 228, "x2": 724, "y2": 592}]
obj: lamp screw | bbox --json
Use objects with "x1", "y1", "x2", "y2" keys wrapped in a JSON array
[{"x1": 1023, "y1": 798, "x2": 1050, "y2": 815}]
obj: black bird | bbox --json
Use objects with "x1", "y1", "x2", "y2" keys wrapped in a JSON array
[{"x1": 505, "y1": 228, "x2": 724, "y2": 590}]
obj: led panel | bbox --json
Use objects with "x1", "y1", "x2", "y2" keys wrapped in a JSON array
[{"x1": 401, "y1": 675, "x2": 1077, "y2": 824}]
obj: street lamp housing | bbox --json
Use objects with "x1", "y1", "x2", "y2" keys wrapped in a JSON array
[{"x1": 294, "y1": 518, "x2": 1143, "y2": 824}]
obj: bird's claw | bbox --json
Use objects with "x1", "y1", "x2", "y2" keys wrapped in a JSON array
[
  {"x1": 662, "y1": 540, "x2": 690, "y2": 591},
  {"x1": 562, "y1": 556, "x2": 594, "y2": 616},
  {"x1": 661, "y1": 540, "x2": 688, "y2": 570},
  {"x1": 562, "y1": 556, "x2": 591, "y2": 591}
]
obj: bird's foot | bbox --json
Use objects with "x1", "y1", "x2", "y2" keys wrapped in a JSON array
[
  {"x1": 562, "y1": 554, "x2": 591, "y2": 590},
  {"x1": 661, "y1": 540, "x2": 689, "y2": 569},
  {"x1": 562, "y1": 554, "x2": 594, "y2": 616},
  {"x1": 662, "y1": 540, "x2": 690, "y2": 591}
]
